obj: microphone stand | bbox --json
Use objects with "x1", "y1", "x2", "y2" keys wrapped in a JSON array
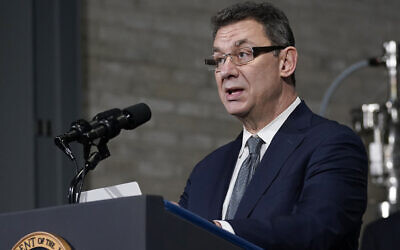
[
  {"x1": 68, "y1": 137, "x2": 110, "y2": 204},
  {"x1": 56, "y1": 105, "x2": 143, "y2": 204}
]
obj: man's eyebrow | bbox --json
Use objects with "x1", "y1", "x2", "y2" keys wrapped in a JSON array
[
  {"x1": 212, "y1": 39, "x2": 251, "y2": 53},
  {"x1": 234, "y1": 39, "x2": 249, "y2": 47},
  {"x1": 212, "y1": 47, "x2": 221, "y2": 53}
]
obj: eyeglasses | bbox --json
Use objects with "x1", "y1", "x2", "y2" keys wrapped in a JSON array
[{"x1": 205, "y1": 45, "x2": 286, "y2": 70}]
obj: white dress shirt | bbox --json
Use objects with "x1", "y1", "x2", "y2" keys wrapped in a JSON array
[{"x1": 217, "y1": 97, "x2": 301, "y2": 234}]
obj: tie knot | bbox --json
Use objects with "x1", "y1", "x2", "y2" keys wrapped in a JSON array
[{"x1": 247, "y1": 136, "x2": 264, "y2": 155}]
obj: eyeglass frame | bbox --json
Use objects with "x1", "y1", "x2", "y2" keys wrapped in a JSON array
[{"x1": 205, "y1": 45, "x2": 287, "y2": 70}]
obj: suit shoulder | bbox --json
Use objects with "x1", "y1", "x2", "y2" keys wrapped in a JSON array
[
  {"x1": 301, "y1": 113, "x2": 366, "y2": 156},
  {"x1": 292, "y1": 102, "x2": 359, "y2": 140},
  {"x1": 310, "y1": 113, "x2": 360, "y2": 138}
]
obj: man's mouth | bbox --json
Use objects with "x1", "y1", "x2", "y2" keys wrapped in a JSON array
[{"x1": 225, "y1": 87, "x2": 244, "y2": 99}]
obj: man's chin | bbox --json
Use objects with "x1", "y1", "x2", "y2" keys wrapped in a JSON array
[{"x1": 224, "y1": 106, "x2": 248, "y2": 118}]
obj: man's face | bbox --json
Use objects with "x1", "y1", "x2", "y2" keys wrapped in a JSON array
[{"x1": 213, "y1": 19, "x2": 284, "y2": 121}]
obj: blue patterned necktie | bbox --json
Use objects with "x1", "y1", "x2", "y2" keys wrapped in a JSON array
[{"x1": 225, "y1": 136, "x2": 264, "y2": 220}]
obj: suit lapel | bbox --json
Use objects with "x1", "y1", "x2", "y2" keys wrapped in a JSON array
[
  {"x1": 235, "y1": 101, "x2": 312, "y2": 218},
  {"x1": 208, "y1": 132, "x2": 243, "y2": 219}
]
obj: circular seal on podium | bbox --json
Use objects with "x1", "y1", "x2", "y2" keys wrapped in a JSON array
[{"x1": 12, "y1": 231, "x2": 71, "y2": 250}]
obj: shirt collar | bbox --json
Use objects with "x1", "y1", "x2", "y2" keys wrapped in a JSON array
[{"x1": 239, "y1": 97, "x2": 301, "y2": 156}]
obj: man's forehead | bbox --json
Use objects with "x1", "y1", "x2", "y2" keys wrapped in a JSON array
[{"x1": 212, "y1": 19, "x2": 270, "y2": 51}]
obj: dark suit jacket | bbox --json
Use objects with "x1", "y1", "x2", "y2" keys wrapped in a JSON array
[
  {"x1": 179, "y1": 101, "x2": 368, "y2": 249},
  {"x1": 360, "y1": 211, "x2": 400, "y2": 250}
]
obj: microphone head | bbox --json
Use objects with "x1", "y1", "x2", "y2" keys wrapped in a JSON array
[
  {"x1": 93, "y1": 108, "x2": 121, "y2": 121},
  {"x1": 123, "y1": 103, "x2": 152, "y2": 130}
]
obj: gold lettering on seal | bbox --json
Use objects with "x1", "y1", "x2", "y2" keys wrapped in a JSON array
[{"x1": 13, "y1": 231, "x2": 71, "y2": 250}]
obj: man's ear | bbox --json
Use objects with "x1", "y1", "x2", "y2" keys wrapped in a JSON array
[{"x1": 279, "y1": 46, "x2": 297, "y2": 78}]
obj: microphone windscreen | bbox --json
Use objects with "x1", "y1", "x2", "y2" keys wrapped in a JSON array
[
  {"x1": 93, "y1": 108, "x2": 121, "y2": 121},
  {"x1": 123, "y1": 103, "x2": 152, "y2": 130}
]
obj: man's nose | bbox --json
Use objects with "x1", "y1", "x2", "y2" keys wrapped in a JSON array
[{"x1": 218, "y1": 56, "x2": 239, "y2": 80}]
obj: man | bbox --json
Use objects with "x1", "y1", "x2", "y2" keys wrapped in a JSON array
[{"x1": 179, "y1": 2, "x2": 368, "y2": 249}]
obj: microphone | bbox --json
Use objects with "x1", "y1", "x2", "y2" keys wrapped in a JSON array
[
  {"x1": 54, "y1": 109, "x2": 122, "y2": 157},
  {"x1": 83, "y1": 103, "x2": 151, "y2": 141},
  {"x1": 54, "y1": 119, "x2": 96, "y2": 160},
  {"x1": 54, "y1": 103, "x2": 151, "y2": 159}
]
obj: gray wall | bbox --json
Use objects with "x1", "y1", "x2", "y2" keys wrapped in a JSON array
[
  {"x1": 82, "y1": 0, "x2": 400, "y2": 223},
  {"x1": 0, "y1": 0, "x2": 80, "y2": 213},
  {"x1": 0, "y1": 0, "x2": 35, "y2": 212}
]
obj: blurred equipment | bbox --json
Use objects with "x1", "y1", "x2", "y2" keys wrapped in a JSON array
[
  {"x1": 353, "y1": 41, "x2": 400, "y2": 218},
  {"x1": 321, "y1": 41, "x2": 400, "y2": 218}
]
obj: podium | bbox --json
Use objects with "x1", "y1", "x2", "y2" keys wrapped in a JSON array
[{"x1": 0, "y1": 195, "x2": 261, "y2": 249}]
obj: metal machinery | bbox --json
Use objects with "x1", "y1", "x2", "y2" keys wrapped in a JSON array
[
  {"x1": 320, "y1": 40, "x2": 400, "y2": 219},
  {"x1": 352, "y1": 41, "x2": 400, "y2": 218}
]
